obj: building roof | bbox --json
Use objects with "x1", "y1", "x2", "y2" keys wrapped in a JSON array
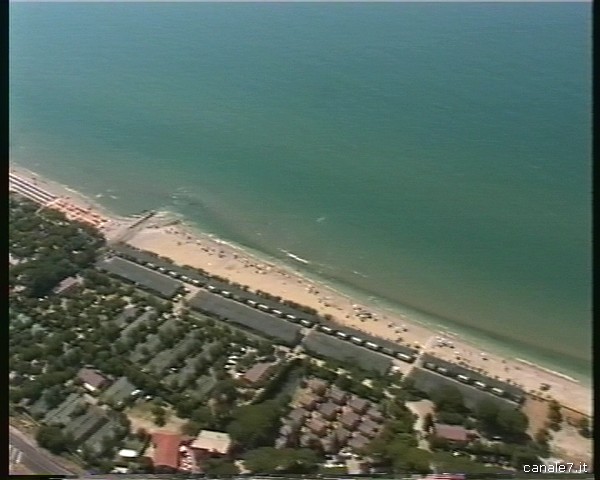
[
  {"x1": 333, "y1": 427, "x2": 351, "y2": 444},
  {"x1": 318, "y1": 401, "x2": 339, "y2": 418},
  {"x1": 297, "y1": 390, "x2": 319, "y2": 409},
  {"x1": 420, "y1": 353, "x2": 525, "y2": 398},
  {"x1": 188, "y1": 291, "x2": 302, "y2": 345},
  {"x1": 348, "y1": 396, "x2": 370, "y2": 412},
  {"x1": 64, "y1": 406, "x2": 108, "y2": 443},
  {"x1": 328, "y1": 386, "x2": 348, "y2": 403},
  {"x1": 366, "y1": 407, "x2": 384, "y2": 422},
  {"x1": 434, "y1": 423, "x2": 469, "y2": 442},
  {"x1": 348, "y1": 434, "x2": 370, "y2": 451},
  {"x1": 53, "y1": 276, "x2": 82, "y2": 294},
  {"x1": 97, "y1": 256, "x2": 182, "y2": 298},
  {"x1": 152, "y1": 432, "x2": 182, "y2": 470},
  {"x1": 307, "y1": 378, "x2": 329, "y2": 394},
  {"x1": 77, "y1": 368, "x2": 110, "y2": 390},
  {"x1": 190, "y1": 430, "x2": 232, "y2": 455},
  {"x1": 82, "y1": 418, "x2": 119, "y2": 452},
  {"x1": 307, "y1": 418, "x2": 328, "y2": 435},
  {"x1": 242, "y1": 362, "x2": 275, "y2": 385},
  {"x1": 340, "y1": 411, "x2": 361, "y2": 429},
  {"x1": 100, "y1": 376, "x2": 137, "y2": 405},
  {"x1": 357, "y1": 419, "x2": 380, "y2": 437},
  {"x1": 302, "y1": 331, "x2": 392, "y2": 374},
  {"x1": 288, "y1": 408, "x2": 307, "y2": 424},
  {"x1": 44, "y1": 393, "x2": 85, "y2": 426}
]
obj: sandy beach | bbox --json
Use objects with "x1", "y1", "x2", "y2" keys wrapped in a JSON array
[
  {"x1": 127, "y1": 218, "x2": 592, "y2": 416},
  {"x1": 10, "y1": 165, "x2": 136, "y2": 239},
  {"x1": 9, "y1": 165, "x2": 592, "y2": 416}
]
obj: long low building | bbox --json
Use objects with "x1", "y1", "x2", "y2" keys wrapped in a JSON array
[
  {"x1": 97, "y1": 256, "x2": 182, "y2": 298},
  {"x1": 317, "y1": 320, "x2": 417, "y2": 359},
  {"x1": 420, "y1": 353, "x2": 524, "y2": 402},
  {"x1": 111, "y1": 244, "x2": 321, "y2": 320},
  {"x1": 408, "y1": 366, "x2": 519, "y2": 410},
  {"x1": 188, "y1": 291, "x2": 303, "y2": 345},
  {"x1": 302, "y1": 331, "x2": 392, "y2": 375}
]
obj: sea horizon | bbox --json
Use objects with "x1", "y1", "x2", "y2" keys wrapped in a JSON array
[{"x1": 10, "y1": 2, "x2": 592, "y2": 383}]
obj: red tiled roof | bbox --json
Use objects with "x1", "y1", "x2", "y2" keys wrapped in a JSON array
[
  {"x1": 434, "y1": 423, "x2": 468, "y2": 442},
  {"x1": 152, "y1": 432, "x2": 182, "y2": 470}
]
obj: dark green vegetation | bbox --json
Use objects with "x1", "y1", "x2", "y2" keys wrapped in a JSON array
[
  {"x1": 425, "y1": 385, "x2": 549, "y2": 470},
  {"x1": 9, "y1": 195, "x2": 105, "y2": 297}
]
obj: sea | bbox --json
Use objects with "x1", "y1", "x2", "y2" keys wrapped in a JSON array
[{"x1": 9, "y1": 2, "x2": 592, "y2": 383}]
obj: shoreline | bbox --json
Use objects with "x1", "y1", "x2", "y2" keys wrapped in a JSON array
[
  {"x1": 150, "y1": 210, "x2": 592, "y2": 387},
  {"x1": 9, "y1": 163, "x2": 593, "y2": 416}
]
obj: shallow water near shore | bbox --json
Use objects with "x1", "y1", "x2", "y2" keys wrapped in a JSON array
[{"x1": 10, "y1": 3, "x2": 591, "y2": 382}]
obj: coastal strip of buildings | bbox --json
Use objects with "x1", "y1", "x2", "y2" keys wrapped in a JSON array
[{"x1": 100, "y1": 243, "x2": 526, "y2": 408}]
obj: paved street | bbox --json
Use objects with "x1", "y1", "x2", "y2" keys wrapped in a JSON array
[{"x1": 9, "y1": 426, "x2": 77, "y2": 476}]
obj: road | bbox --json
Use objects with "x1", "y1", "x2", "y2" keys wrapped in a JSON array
[{"x1": 9, "y1": 426, "x2": 77, "y2": 476}]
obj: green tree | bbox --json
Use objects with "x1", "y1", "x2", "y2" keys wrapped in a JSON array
[
  {"x1": 203, "y1": 458, "x2": 240, "y2": 475},
  {"x1": 496, "y1": 407, "x2": 528, "y2": 438},
  {"x1": 181, "y1": 420, "x2": 202, "y2": 437},
  {"x1": 476, "y1": 399, "x2": 500, "y2": 428},
  {"x1": 547, "y1": 400, "x2": 562, "y2": 431},
  {"x1": 576, "y1": 416, "x2": 592, "y2": 438},
  {"x1": 36, "y1": 425, "x2": 73, "y2": 454},
  {"x1": 431, "y1": 386, "x2": 467, "y2": 414},
  {"x1": 227, "y1": 401, "x2": 283, "y2": 450},
  {"x1": 244, "y1": 447, "x2": 319, "y2": 474},
  {"x1": 423, "y1": 412, "x2": 434, "y2": 433}
]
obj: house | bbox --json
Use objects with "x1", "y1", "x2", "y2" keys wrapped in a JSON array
[
  {"x1": 348, "y1": 434, "x2": 370, "y2": 452},
  {"x1": 100, "y1": 376, "x2": 137, "y2": 407},
  {"x1": 82, "y1": 418, "x2": 121, "y2": 453},
  {"x1": 307, "y1": 418, "x2": 328, "y2": 437},
  {"x1": 340, "y1": 411, "x2": 361, "y2": 430},
  {"x1": 333, "y1": 427, "x2": 351, "y2": 446},
  {"x1": 433, "y1": 423, "x2": 469, "y2": 445},
  {"x1": 347, "y1": 396, "x2": 369, "y2": 414},
  {"x1": 320, "y1": 435, "x2": 338, "y2": 454},
  {"x1": 241, "y1": 363, "x2": 275, "y2": 387},
  {"x1": 328, "y1": 386, "x2": 348, "y2": 405},
  {"x1": 366, "y1": 407, "x2": 384, "y2": 423},
  {"x1": 77, "y1": 368, "x2": 111, "y2": 393},
  {"x1": 318, "y1": 401, "x2": 340, "y2": 421},
  {"x1": 287, "y1": 407, "x2": 308, "y2": 426},
  {"x1": 306, "y1": 378, "x2": 329, "y2": 395},
  {"x1": 53, "y1": 276, "x2": 83, "y2": 296},
  {"x1": 297, "y1": 391, "x2": 320, "y2": 411},
  {"x1": 190, "y1": 430, "x2": 232, "y2": 458},
  {"x1": 152, "y1": 432, "x2": 182, "y2": 472},
  {"x1": 357, "y1": 419, "x2": 380, "y2": 438},
  {"x1": 63, "y1": 406, "x2": 108, "y2": 443}
]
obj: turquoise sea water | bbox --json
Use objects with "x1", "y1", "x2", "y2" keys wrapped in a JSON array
[{"x1": 10, "y1": 3, "x2": 591, "y2": 382}]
